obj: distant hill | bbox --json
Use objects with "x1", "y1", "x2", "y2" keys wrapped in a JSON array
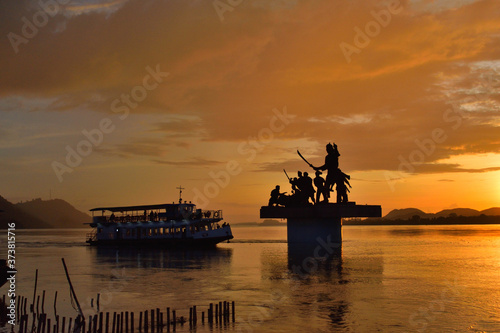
[
  {"x1": 259, "y1": 219, "x2": 286, "y2": 226},
  {"x1": 434, "y1": 208, "x2": 480, "y2": 218},
  {"x1": 383, "y1": 208, "x2": 428, "y2": 220},
  {"x1": 16, "y1": 198, "x2": 91, "y2": 228},
  {"x1": 348, "y1": 206, "x2": 500, "y2": 226},
  {"x1": 383, "y1": 207, "x2": 500, "y2": 221},
  {"x1": 479, "y1": 207, "x2": 500, "y2": 216},
  {"x1": 0, "y1": 196, "x2": 50, "y2": 229}
]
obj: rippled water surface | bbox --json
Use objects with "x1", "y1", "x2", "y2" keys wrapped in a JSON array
[{"x1": 3, "y1": 225, "x2": 500, "y2": 332}]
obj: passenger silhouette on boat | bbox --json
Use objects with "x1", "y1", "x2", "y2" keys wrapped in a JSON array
[
  {"x1": 313, "y1": 143, "x2": 340, "y2": 191},
  {"x1": 110, "y1": 213, "x2": 115, "y2": 222}
]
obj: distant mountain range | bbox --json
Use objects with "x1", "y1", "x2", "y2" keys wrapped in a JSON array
[
  {"x1": 0, "y1": 196, "x2": 91, "y2": 229},
  {"x1": 345, "y1": 207, "x2": 500, "y2": 226},
  {"x1": 382, "y1": 207, "x2": 500, "y2": 220}
]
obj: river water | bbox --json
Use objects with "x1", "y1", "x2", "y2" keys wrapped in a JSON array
[{"x1": 3, "y1": 225, "x2": 500, "y2": 332}]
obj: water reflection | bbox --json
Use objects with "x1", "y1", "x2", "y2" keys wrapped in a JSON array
[
  {"x1": 87, "y1": 246, "x2": 233, "y2": 270},
  {"x1": 287, "y1": 243, "x2": 343, "y2": 280}
]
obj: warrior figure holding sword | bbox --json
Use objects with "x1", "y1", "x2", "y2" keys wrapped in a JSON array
[{"x1": 298, "y1": 143, "x2": 340, "y2": 192}]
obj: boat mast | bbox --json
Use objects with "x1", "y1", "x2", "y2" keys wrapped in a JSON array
[{"x1": 177, "y1": 185, "x2": 185, "y2": 204}]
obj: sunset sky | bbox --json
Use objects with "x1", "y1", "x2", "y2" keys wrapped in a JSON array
[{"x1": 1, "y1": 0, "x2": 499, "y2": 222}]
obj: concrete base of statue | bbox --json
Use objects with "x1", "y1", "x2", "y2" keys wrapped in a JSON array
[{"x1": 260, "y1": 202, "x2": 381, "y2": 244}]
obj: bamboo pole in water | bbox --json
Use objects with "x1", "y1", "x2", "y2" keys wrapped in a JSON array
[
  {"x1": 171, "y1": 311, "x2": 175, "y2": 331},
  {"x1": 165, "y1": 308, "x2": 170, "y2": 332},
  {"x1": 193, "y1": 306, "x2": 197, "y2": 325},
  {"x1": 105, "y1": 313, "x2": 110, "y2": 333},
  {"x1": 16, "y1": 295, "x2": 21, "y2": 321},
  {"x1": 117, "y1": 314, "x2": 121, "y2": 333},
  {"x1": 53, "y1": 292, "x2": 58, "y2": 317},
  {"x1": 120, "y1": 312, "x2": 124, "y2": 333},
  {"x1": 150, "y1": 310, "x2": 154, "y2": 333},
  {"x1": 41, "y1": 290, "x2": 45, "y2": 314},
  {"x1": 125, "y1": 311, "x2": 128, "y2": 333},
  {"x1": 156, "y1": 309, "x2": 160, "y2": 330},
  {"x1": 111, "y1": 313, "x2": 116, "y2": 333},
  {"x1": 61, "y1": 259, "x2": 84, "y2": 320},
  {"x1": 31, "y1": 270, "x2": 38, "y2": 313}
]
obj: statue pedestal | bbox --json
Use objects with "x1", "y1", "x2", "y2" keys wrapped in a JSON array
[{"x1": 260, "y1": 203, "x2": 381, "y2": 244}]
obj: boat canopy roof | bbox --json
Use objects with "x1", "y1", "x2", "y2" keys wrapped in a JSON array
[{"x1": 90, "y1": 202, "x2": 195, "y2": 212}]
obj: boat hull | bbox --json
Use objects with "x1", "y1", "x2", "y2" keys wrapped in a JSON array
[{"x1": 86, "y1": 234, "x2": 233, "y2": 248}]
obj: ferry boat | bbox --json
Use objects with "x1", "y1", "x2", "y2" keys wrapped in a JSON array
[{"x1": 86, "y1": 190, "x2": 233, "y2": 247}]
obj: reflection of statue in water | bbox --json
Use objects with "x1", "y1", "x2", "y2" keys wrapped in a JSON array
[
  {"x1": 268, "y1": 185, "x2": 284, "y2": 206},
  {"x1": 314, "y1": 170, "x2": 329, "y2": 203}
]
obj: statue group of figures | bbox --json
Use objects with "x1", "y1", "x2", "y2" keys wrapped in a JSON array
[{"x1": 268, "y1": 143, "x2": 352, "y2": 207}]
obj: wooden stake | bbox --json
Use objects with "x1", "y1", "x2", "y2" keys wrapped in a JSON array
[
  {"x1": 120, "y1": 312, "x2": 124, "y2": 333},
  {"x1": 54, "y1": 291, "x2": 58, "y2": 317},
  {"x1": 31, "y1": 269, "x2": 38, "y2": 313},
  {"x1": 150, "y1": 310, "x2": 154, "y2": 333},
  {"x1": 167, "y1": 308, "x2": 170, "y2": 332},
  {"x1": 41, "y1": 290, "x2": 46, "y2": 314},
  {"x1": 105, "y1": 313, "x2": 110, "y2": 333},
  {"x1": 112, "y1": 313, "x2": 116, "y2": 333},
  {"x1": 99, "y1": 312, "x2": 103, "y2": 333},
  {"x1": 61, "y1": 259, "x2": 85, "y2": 319}
]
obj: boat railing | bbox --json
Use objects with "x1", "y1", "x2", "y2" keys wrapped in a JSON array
[
  {"x1": 93, "y1": 215, "x2": 162, "y2": 224},
  {"x1": 200, "y1": 209, "x2": 223, "y2": 220},
  {"x1": 86, "y1": 229, "x2": 97, "y2": 242}
]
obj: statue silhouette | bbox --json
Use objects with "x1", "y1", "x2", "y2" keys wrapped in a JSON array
[
  {"x1": 268, "y1": 185, "x2": 284, "y2": 206},
  {"x1": 314, "y1": 170, "x2": 329, "y2": 203},
  {"x1": 313, "y1": 143, "x2": 340, "y2": 191},
  {"x1": 335, "y1": 169, "x2": 351, "y2": 203},
  {"x1": 303, "y1": 172, "x2": 316, "y2": 204}
]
